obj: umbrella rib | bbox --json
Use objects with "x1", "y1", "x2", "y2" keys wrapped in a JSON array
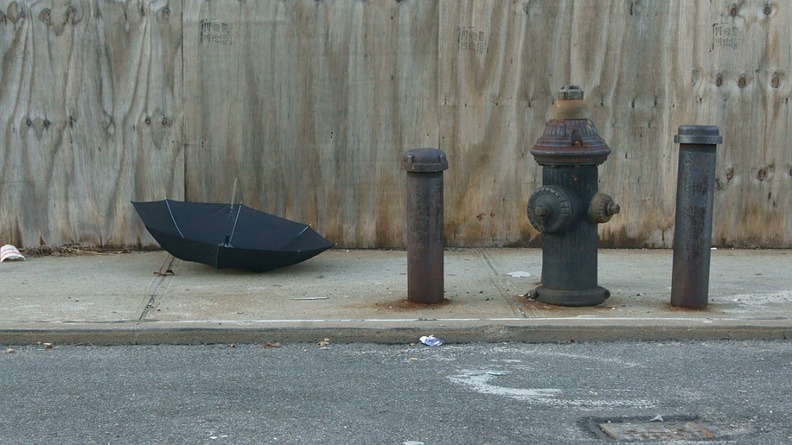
[
  {"x1": 278, "y1": 226, "x2": 309, "y2": 252},
  {"x1": 228, "y1": 205, "x2": 243, "y2": 244},
  {"x1": 165, "y1": 199, "x2": 185, "y2": 238},
  {"x1": 296, "y1": 226, "x2": 308, "y2": 237}
]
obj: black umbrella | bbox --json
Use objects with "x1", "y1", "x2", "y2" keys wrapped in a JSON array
[{"x1": 132, "y1": 199, "x2": 333, "y2": 272}]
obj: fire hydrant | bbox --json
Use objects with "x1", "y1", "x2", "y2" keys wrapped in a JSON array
[{"x1": 527, "y1": 85, "x2": 620, "y2": 306}]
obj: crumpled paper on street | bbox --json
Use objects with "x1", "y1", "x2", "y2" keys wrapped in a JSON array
[
  {"x1": 506, "y1": 271, "x2": 532, "y2": 278},
  {"x1": 1, "y1": 245, "x2": 25, "y2": 262}
]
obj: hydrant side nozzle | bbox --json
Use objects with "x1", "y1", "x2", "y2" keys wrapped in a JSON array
[
  {"x1": 527, "y1": 185, "x2": 579, "y2": 234},
  {"x1": 589, "y1": 193, "x2": 620, "y2": 224}
]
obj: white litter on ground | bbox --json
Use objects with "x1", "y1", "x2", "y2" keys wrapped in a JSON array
[
  {"x1": 506, "y1": 271, "x2": 532, "y2": 278},
  {"x1": 0, "y1": 245, "x2": 25, "y2": 262},
  {"x1": 721, "y1": 291, "x2": 792, "y2": 313}
]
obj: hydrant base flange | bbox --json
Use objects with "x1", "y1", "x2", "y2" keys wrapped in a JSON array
[{"x1": 533, "y1": 286, "x2": 610, "y2": 307}]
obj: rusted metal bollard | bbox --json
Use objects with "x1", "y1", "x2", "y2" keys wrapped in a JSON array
[
  {"x1": 671, "y1": 125, "x2": 722, "y2": 309},
  {"x1": 402, "y1": 148, "x2": 448, "y2": 304}
]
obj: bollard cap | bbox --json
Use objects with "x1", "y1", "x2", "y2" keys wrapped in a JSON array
[
  {"x1": 674, "y1": 125, "x2": 722, "y2": 145},
  {"x1": 402, "y1": 148, "x2": 449, "y2": 172}
]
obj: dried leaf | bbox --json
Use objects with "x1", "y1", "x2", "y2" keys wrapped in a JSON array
[{"x1": 20, "y1": 245, "x2": 118, "y2": 257}]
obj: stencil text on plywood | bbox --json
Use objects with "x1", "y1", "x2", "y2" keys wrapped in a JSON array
[
  {"x1": 201, "y1": 19, "x2": 232, "y2": 46},
  {"x1": 712, "y1": 22, "x2": 741, "y2": 50},
  {"x1": 457, "y1": 27, "x2": 488, "y2": 54}
]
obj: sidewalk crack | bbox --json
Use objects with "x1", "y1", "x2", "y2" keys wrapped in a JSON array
[
  {"x1": 138, "y1": 255, "x2": 177, "y2": 324},
  {"x1": 480, "y1": 249, "x2": 528, "y2": 318}
]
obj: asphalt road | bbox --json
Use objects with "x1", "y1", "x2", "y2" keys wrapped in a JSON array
[{"x1": 1, "y1": 341, "x2": 790, "y2": 444}]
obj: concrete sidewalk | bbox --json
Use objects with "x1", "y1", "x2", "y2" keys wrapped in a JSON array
[{"x1": 1, "y1": 248, "x2": 790, "y2": 345}]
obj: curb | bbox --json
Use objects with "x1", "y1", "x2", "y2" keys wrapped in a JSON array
[{"x1": 2, "y1": 320, "x2": 790, "y2": 345}]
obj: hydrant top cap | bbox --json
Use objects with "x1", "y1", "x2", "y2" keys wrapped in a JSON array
[
  {"x1": 531, "y1": 84, "x2": 610, "y2": 165},
  {"x1": 402, "y1": 148, "x2": 449, "y2": 172}
]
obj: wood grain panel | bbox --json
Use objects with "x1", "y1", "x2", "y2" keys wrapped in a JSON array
[
  {"x1": 440, "y1": 0, "x2": 791, "y2": 248},
  {"x1": 438, "y1": 0, "x2": 547, "y2": 247},
  {"x1": 693, "y1": 0, "x2": 792, "y2": 247},
  {"x1": 1, "y1": 0, "x2": 789, "y2": 249},
  {"x1": 0, "y1": 0, "x2": 183, "y2": 248},
  {"x1": 182, "y1": 0, "x2": 439, "y2": 247}
]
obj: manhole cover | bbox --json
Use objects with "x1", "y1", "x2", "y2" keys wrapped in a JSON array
[{"x1": 599, "y1": 421, "x2": 714, "y2": 441}]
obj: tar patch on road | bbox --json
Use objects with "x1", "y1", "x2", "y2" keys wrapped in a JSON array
[{"x1": 581, "y1": 415, "x2": 716, "y2": 441}]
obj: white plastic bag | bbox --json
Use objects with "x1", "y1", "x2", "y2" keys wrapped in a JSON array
[{"x1": 0, "y1": 245, "x2": 25, "y2": 262}]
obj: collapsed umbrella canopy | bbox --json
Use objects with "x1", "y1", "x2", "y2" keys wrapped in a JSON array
[{"x1": 132, "y1": 199, "x2": 333, "y2": 272}]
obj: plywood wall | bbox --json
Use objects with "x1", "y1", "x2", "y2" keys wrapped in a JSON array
[
  {"x1": 182, "y1": 0, "x2": 440, "y2": 247},
  {"x1": 1, "y1": 0, "x2": 790, "y2": 249},
  {"x1": 0, "y1": 0, "x2": 184, "y2": 248}
]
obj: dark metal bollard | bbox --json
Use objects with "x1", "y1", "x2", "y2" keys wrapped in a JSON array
[
  {"x1": 402, "y1": 148, "x2": 449, "y2": 304},
  {"x1": 670, "y1": 125, "x2": 722, "y2": 309}
]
